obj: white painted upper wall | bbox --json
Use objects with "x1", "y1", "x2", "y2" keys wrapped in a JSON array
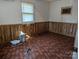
[
  {"x1": 0, "y1": 0, "x2": 78, "y2": 24},
  {"x1": 34, "y1": 0, "x2": 49, "y2": 22},
  {"x1": 49, "y1": 0, "x2": 78, "y2": 23},
  {"x1": 0, "y1": 0, "x2": 49, "y2": 24},
  {"x1": 22, "y1": 0, "x2": 49, "y2": 22},
  {"x1": 0, "y1": 0, "x2": 21, "y2": 24}
]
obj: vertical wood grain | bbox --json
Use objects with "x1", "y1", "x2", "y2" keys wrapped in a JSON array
[
  {"x1": 49, "y1": 22, "x2": 77, "y2": 37},
  {"x1": 0, "y1": 22, "x2": 77, "y2": 45}
]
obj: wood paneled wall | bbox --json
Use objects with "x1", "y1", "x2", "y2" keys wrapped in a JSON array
[
  {"x1": 0, "y1": 22, "x2": 49, "y2": 45},
  {"x1": 49, "y1": 22, "x2": 77, "y2": 37},
  {"x1": 0, "y1": 24, "x2": 21, "y2": 45},
  {"x1": 0, "y1": 22, "x2": 77, "y2": 45},
  {"x1": 22, "y1": 22, "x2": 49, "y2": 35}
]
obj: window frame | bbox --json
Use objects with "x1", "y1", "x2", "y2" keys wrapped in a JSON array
[{"x1": 21, "y1": 2, "x2": 35, "y2": 24}]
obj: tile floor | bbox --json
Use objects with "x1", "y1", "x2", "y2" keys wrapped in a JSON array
[{"x1": 0, "y1": 33, "x2": 74, "y2": 59}]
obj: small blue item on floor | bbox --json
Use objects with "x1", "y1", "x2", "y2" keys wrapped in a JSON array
[
  {"x1": 10, "y1": 31, "x2": 26, "y2": 46},
  {"x1": 10, "y1": 40, "x2": 21, "y2": 46}
]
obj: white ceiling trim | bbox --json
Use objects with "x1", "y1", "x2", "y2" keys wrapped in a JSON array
[{"x1": 45, "y1": 0, "x2": 61, "y2": 2}]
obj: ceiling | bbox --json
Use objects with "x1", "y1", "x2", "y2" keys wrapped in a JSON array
[
  {"x1": 43, "y1": 0, "x2": 61, "y2": 2},
  {"x1": 46, "y1": 0, "x2": 53, "y2": 2},
  {"x1": 0, "y1": 0, "x2": 58, "y2": 2}
]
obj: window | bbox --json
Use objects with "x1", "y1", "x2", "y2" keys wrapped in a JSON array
[{"x1": 22, "y1": 3, "x2": 34, "y2": 22}]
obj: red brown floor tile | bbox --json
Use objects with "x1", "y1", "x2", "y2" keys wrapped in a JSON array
[{"x1": 0, "y1": 33, "x2": 74, "y2": 59}]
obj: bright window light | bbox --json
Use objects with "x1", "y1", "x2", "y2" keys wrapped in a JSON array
[{"x1": 22, "y1": 3, "x2": 34, "y2": 22}]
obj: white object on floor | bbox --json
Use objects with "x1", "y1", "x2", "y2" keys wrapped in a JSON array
[
  {"x1": 72, "y1": 52, "x2": 78, "y2": 59},
  {"x1": 10, "y1": 40, "x2": 20, "y2": 45},
  {"x1": 19, "y1": 31, "x2": 26, "y2": 36}
]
